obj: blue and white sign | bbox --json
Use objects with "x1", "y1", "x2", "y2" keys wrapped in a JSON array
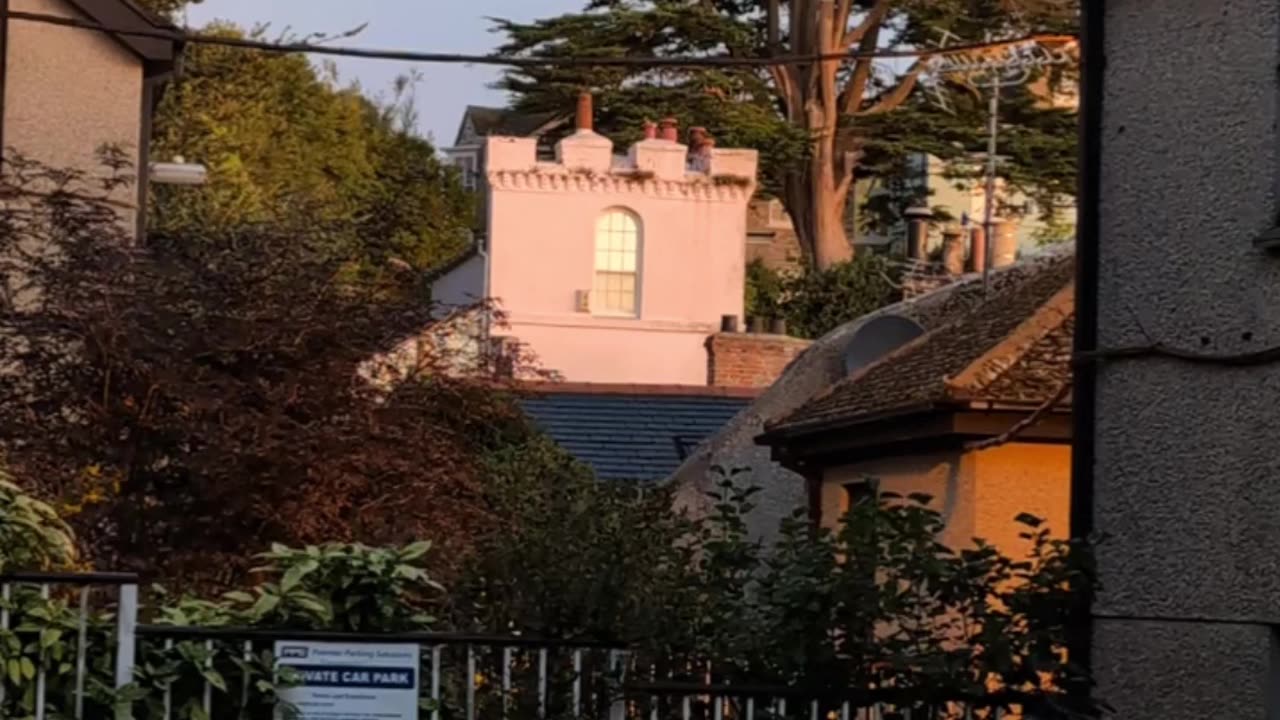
[{"x1": 275, "y1": 641, "x2": 420, "y2": 720}]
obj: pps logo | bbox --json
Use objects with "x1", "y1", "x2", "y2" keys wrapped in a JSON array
[{"x1": 279, "y1": 646, "x2": 310, "y2": 659}]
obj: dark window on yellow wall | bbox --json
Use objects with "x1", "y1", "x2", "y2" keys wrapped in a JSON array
[{"x1": 845, "y1": 480, "x2": 878, "y2": 511}]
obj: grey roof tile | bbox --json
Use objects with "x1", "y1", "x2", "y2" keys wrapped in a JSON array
[{"x1": 521, "y1": 392, "x2": 750, "y2": 480}]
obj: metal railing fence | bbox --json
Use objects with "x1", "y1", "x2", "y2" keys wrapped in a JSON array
[{"x1": 0, "y1": 572, "x2": 1043, "y2": 720}]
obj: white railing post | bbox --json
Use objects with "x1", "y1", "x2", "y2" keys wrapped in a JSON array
[
  {"x1": 114, "y1": 584, "x2": 138, "y2": 688},
  {"x1": 608, "y1": 650, "x2": 627, "y2": 720},
  {"x1": 114, "y1": 583, "x2": 138, "y2": 720}
]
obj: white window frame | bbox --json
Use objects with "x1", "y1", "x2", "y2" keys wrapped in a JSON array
[{"x1": 592, "y1": 208, "x2": 643, "y2": 317}]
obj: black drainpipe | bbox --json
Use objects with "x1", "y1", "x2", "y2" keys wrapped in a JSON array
[{"x1": 1070, "y1": 0, "x2": 1105, "y2": 706}]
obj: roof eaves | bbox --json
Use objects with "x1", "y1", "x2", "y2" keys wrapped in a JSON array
[
  {"x1": 755, "y1": 400, "x2": 943, "y2": 447},
  {"x1": 63, "y1": 0, "x2": 177, "y2": 63}
]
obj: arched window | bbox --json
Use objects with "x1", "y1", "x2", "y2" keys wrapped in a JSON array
[{"x1": 593, "y1": 209, "x2": 641, "y2": 316}]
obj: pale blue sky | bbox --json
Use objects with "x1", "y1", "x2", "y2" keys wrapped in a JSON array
[{"x1": 187, "y1": 0, "x2": 584, "y2": 146}]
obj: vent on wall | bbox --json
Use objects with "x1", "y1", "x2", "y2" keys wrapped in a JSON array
[{"x1": 842, "y1": 315, "x2": 926, "y2": 376}]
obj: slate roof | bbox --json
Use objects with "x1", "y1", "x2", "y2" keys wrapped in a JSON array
[
  {"x1": 457, "y1": 106, "x2": 567, "y2": 145},
  {"x1": 767, "y1": 254, "x2": 1074, "y2": 435},
  {"x1": 521, "y1": 387, "x2": 755, "y2": 481}
]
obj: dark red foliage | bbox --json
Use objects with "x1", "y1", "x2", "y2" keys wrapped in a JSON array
[{"x1": 0, "y1": 154, "x2": 534, "y2": 587}]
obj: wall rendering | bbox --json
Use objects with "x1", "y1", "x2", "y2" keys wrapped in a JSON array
[{"x1": 1091, "y1": 1, "x2": 1280, "y2": 717}]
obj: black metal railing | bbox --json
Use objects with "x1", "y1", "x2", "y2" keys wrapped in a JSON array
[{"x1": 0, "y1": 572, "x2": 1036, "y2": 720}]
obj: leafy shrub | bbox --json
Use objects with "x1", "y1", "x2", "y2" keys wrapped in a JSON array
[
  {"x1": 745, "y1": 257, "x2": 901, "y2": 339},
  {"x1": 0, "y1": 464, "x2": 76, "y2": 573},
  {"x1": 460, "y1": 465, "x2": 1100, "y2": 718}
]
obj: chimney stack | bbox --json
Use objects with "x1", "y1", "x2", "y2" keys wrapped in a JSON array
[
  {"x1": 575, "y1": 92, "x2": 594, "y2": 132},
  {"x1": 659, "y1": 117, "x2": 679, "y2": 142},
  {"x1": 706, "y1": 332, "x2": 812, "y2": 388},
  {"x1": 904, "y1": 206, "x2": 932, "y2": 259}
]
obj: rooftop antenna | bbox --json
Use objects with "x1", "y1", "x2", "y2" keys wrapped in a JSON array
[{"x1": 923, "y1": 31, "x2": 1077, "y2": 294}]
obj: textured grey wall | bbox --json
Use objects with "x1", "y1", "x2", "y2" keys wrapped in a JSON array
[{"x1": 1094, "y1": 1, "x2": 1280, "y2": 716}]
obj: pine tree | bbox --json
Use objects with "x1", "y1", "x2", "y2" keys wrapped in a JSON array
[{"x1": 495, "y1": 0, "x2": 1078, "y2": 269}]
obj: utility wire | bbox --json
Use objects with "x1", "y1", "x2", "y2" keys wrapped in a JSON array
[{"x1": 6, "y1": 9, "x2": 1075, "y2": 69}]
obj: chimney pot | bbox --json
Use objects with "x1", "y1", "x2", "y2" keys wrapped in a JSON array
[
  {"x1": 720, "y1": 314, "x2": 739, "y2": 333},
  {"x1": 941, "y1": 226, "x2": 965, "y2": 276},
  {"x1": 576, "y1": 92, "x2": 594, "y2": 132},
  {"x1": 659, "y1": 117, "x2": 679, "y2": 142},
  {"x1": 642, "y1": 120, "x2": 657, "y2": 140},
  {"x1": 769, "y1": 317, "x2": 787, "y2": 335},
  {"x1": 968, "y1": 225, "x2": 987, "y2": 273},
  {"x1": 746, "y1": 315, "x2": 764, "y2": 333},
  {"x1": 991, "y1": 219, "x2": 1019, "y2": 268}
]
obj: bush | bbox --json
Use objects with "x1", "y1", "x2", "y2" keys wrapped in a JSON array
[
  {"x1": 0, "y1": 464, "x2": 76, "y2": 573},
  {"x1": 745, "y1": 256, "x2": 901, "y2": 339},
  {"x1": 0, "y1": 154, "x2": 535, "y2": 589},
  {"x1": 454, "y1": 462, "x2": 1101, "y2": 718}
]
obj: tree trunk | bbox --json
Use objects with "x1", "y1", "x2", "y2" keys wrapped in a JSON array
[
  {"x1": 808, "y1": 137, "x2": 854, "y2": 270},
  {"x1": 769, "y1": 0, "x2": 917, "y2": 270}
]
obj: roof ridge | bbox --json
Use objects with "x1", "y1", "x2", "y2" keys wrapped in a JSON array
[{"x1": 943, "y1": 281, "x2": 1075, "y2": 399}]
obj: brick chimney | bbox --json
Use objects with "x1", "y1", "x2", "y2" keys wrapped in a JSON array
[
  {"x1": 556, "y1": 91, "x2": 612, "y2": 171},
  {"x1": 706, "y1": 330, "x2": 812, "y2": 388}
]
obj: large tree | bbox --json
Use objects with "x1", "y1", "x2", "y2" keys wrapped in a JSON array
[
  {"x1": 148, "y1": 24, "x2": 474, "y2": 275},
  {"x1": 495, "y1": 0, "x2": 1077, "y2": 269}
]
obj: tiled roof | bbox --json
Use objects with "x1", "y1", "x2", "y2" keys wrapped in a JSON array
[
  {"x1": 980, "y1": 315, "x2": 1075, "y2": 405},
  {"x1": 521, "y1": 388, "x2": 754, "y2": 481},
  {"x1": 768, "y1": 256, "x2": 1074, "y2": 433}
]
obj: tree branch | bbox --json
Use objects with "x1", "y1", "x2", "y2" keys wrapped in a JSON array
[
  {"x1": 854, "y1": 61, "x2": 926, "y2": 116},
  {"x1": 965, "y1": 381, "x2": 1072, "y2": 452},
  {"x1": 839, "y1": 18, "x2": 882, "y2": 115},
  {"x1": 841, "y1": 0, "x2": 891, "y2": 50},
  {"x1": 834, "y1": 0, "x2": 854, "y2": 46}
]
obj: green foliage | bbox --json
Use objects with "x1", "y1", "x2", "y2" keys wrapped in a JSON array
[
  {"x1": 454, "y1": 434, "x2": 694, "y2": 642},
  {"x1": 744, "y1": 256, "x2": 901, "y2": 339},
  {"x1": 0, "y1": 539, "x2": 443, "y2": 719},
  {"x1": 0, "y1": 462, "x2": 1099, "y2": 718},
  {"x1": 1033, "y1": 215, "x2": 1077, "y2": 246},
  {"x1": 467, "y1": 466, "x2": 1101, "y2": 717},
  {"x1": 149, "y1": 25, "x2": 473, "y2": 274},
  {"x1": 245, "y1": 542, "x2": 443, "y2": 632},
  {"x1": 492, "y1": 6, "x2": 809, "y2": 199},
  {"x1": 130, "y1": 541, "x2": 444, "y2": 719},
  {"x1": 0, "y1": 466, "x2": 76, "y2": 573}
]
